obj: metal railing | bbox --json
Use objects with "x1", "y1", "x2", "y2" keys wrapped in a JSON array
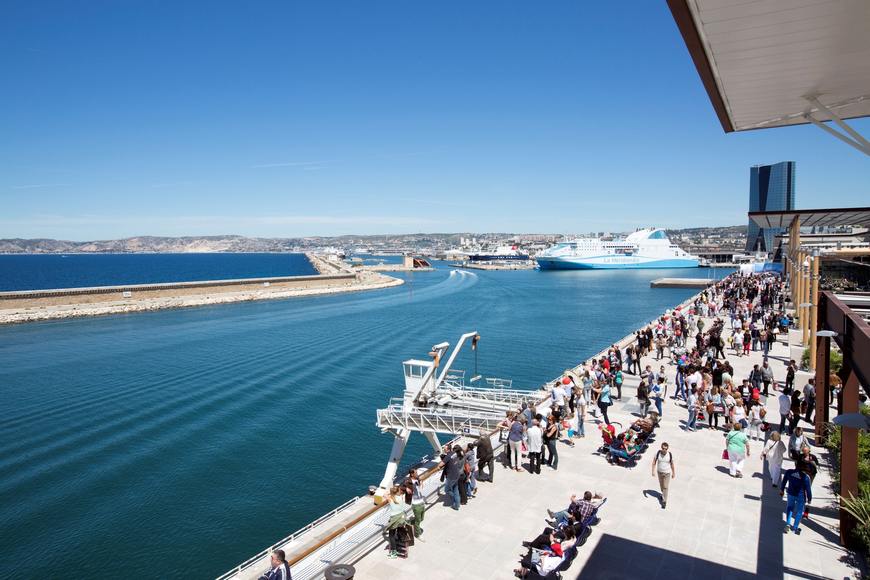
[
  {"x1": 214, "y1": 432, "x2": 477, "y2": 580},
  {"x1": 376, "y1": 401, "x2": 508, "y2": 434},
  {"x1": 215, "y1": 496, "x2": 366, "y2": 580}
]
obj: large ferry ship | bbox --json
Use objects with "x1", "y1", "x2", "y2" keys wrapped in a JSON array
[{"x1": 536, "y1": 228, "x2": 699, "y2": 270}]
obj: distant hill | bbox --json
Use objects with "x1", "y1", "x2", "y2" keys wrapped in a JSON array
[
  {"x1": 0, "y1": 236, "x2": 299, "y2": 254},
  {"x1": 0, "y1": 226, "x2": 746, "y2": 254}
]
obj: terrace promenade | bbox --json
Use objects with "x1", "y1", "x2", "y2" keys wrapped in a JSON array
[{"x1": 351, "y1": 315, "x2": 859, "y2": 579}]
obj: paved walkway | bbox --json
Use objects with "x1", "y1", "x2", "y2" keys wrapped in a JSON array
[{"x1": 351, "y1": 317, "x2": 859, "y2": 579}]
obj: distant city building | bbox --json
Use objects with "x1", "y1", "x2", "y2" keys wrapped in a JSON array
[{"x1": 746, "y1": 161, "x2": 796, "y2": 252}]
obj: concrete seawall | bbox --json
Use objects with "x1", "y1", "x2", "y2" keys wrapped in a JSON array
[
  {"x1": 650, "y1": 277, "x2": 714, "y2": 288},
  {"x1": 0, "y1": 264, "x2": 404, "y2": 325},
  {"x1": 0, "y1": 274, "x2": 357, "y2": 307}
]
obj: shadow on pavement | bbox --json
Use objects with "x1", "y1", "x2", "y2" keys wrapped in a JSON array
[{"x1": 574, "y1": 533, "x2": 758, "y2": 579}]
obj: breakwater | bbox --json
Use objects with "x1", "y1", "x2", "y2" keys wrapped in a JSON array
[{"x1": 0, "y1": 269, "x2": 404, "y2": 324}]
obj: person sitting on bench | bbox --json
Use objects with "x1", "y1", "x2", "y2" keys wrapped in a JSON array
[
  {"x1": 514, "y1": 532, "x2": 580, "y2": 579},
  {"x1": 546, "y1": 491, "x2": 604, "y2": 527}
]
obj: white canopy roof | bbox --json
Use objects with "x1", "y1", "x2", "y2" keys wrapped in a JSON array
[{"x1": 669, "y1": 0, "x2": 870, "y2": 133}]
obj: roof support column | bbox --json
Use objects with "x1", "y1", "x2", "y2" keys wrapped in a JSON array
[
  {"x1": 808, "y1": 251, "x2": 820, "y2": 371},
  {"x1": 840, "y1": 366, "x2": 860, "y2": 546},
  {"x1": 802, "y1": 252, "x2": 811, "y2": 346},
  {"x1": 814, "y1": 296, "x2": 830, "y2": 446}
]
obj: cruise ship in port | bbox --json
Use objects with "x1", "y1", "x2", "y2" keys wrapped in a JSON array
[{"x1": 536, "y1": 228, "x2": 700, "y2": 269}]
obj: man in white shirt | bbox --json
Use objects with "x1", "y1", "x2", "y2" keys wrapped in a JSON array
[
  {"x1": 689, "y1": 368, "x2": 703, "y2": 391},
  {"x1": 778, "y1": 391, "x2": 792, "y2": 435},
  {"x1": 551, "y1": 382, "x2": 568, "y2": 417},
  {"x1": 527, "y1": 419, "x2": 544, "y2": 475},
  {"x1": 650, "y1": 442, "x2": 676, "y2": 509}
]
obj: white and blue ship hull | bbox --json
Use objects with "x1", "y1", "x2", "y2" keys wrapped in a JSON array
[
  {"x1": 537, "y1": 256, "x2": 699, "y2": 270},
  {"x1": 536, "y1": 229, "x2": 701, "y2": 271}
]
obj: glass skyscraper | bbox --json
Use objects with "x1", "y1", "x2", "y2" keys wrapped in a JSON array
[{"x1": 746, "y1": 161, "x2": 796, "y2": 252}]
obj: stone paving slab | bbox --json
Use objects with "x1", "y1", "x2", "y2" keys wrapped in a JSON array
[{"x1": 350, "y1": 316, "x2": 860, "y2": 579}]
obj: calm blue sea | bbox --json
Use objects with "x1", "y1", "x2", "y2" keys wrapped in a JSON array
[
  {"x1": 0, "y1": 259, "x2": 726, "y2": 578},
  {"x1": 0, "y1": 253, "x2": 317, "y2": 291}
]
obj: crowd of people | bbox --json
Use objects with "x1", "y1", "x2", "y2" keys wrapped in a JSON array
[{"x1": 256, "y1": 270, "x2": 828, "y2": 579}]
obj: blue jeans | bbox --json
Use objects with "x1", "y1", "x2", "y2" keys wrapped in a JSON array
[
  {"x1": 445, "y1": 480, "x2": 460, "y2": 510},
  {"x1": 552, "y1": 509, "x2": 571, "y2": 526},
  {"x1": 786, "y1": 493, "x2": 806, "y2": 530},
  {"x1": 654, "y1": 397, "x2": 663, "y2": 416},
  {"x1": 546, "y1": 440, "x2": 558, "y2": 469},
  {"x1": 687, "y1": 408, "x2": 697, "y2": 430},
  {"x1": 577, "y1": 414, "x2": 585, "y2": 436}
]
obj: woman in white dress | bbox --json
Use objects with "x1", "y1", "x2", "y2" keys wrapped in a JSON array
[{"x1": 761, "y1": 430, "x2": 787, "y2": 487}]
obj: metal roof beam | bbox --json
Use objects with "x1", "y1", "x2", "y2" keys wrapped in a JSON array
[{"x1": 803, "y1": 112, "x2": 870, "y2": 156}]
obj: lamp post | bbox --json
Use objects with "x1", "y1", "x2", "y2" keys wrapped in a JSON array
[{"x1": 815, "y1": 329, "x2": 837, "y2": 446}]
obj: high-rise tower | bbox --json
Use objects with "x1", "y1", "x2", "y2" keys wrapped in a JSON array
[{"x1": 746, "y1": 161, "x2": 796, "y2": 252}]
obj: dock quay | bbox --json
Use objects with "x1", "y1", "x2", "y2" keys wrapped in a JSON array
[
  {"x1": 449, "y1": 262, "x2": 537, "y2": 270},
  {"x1": 218, "y1": 278, "x2": 856, "y2": 580},
  {"x1": 650, "y1": 277, "x2": 714, "y2": 288},
  {"x1": 358, "y1": 264, "x2": 435, "y2": 273}
]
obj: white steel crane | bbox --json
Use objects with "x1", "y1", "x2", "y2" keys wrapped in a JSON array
[{"x1": 373, "y1": 332, "x2": 543, "y2": 500}]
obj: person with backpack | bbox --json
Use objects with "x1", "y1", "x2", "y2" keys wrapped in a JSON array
[
  {"x1": 749, "y1": 364, "x2": 763, "y2": 394},
  {"x1": 476, "y1": 433, "x2": 495, "y2": 483},
  {"x1": 650, "y1": 442, "x2": 676, "y2": 509}
]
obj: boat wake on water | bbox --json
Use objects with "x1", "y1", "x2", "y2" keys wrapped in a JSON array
[{"x1": 231, "y1": 268, "x2": 480, "y2": 326}]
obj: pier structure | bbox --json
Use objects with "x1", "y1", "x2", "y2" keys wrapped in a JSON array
[
  {"x1": 650, "y1": 277, "x2": 714, "y2": 289},
  {"x1": 219, "y1": 282, "x2": 858, "y2": 579},
  {"x1": 348, "y1": 306, "x2": 854, "y2": 579},
  {"x1": 0, "y1": 255, "x2": 403, "y2": 324}
]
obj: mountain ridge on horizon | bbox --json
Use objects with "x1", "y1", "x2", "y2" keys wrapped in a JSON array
[{"x1": 0, "y1": 225, "x2": 747, "y2": 254}]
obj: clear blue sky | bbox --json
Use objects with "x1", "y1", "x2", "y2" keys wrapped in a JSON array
[{"x1": 2, "y1": 1, "x2": 868, "y2": 241}]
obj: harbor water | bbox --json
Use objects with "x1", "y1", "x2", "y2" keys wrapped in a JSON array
[
  {"x1": 0, "y1": 253, "x2": 317, "y2": 291},
  {"x1": 0, "y1": 262, "x2": 723, "y2": 578}
]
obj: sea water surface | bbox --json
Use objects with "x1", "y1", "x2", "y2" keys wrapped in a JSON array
[
  {"x1": 0, "y1": 263, "x2": 725, "y2": 578},
  {"x1": 0, "y1": 253, "x2": 317, "y2": 291}
]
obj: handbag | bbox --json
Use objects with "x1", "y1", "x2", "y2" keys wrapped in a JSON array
[
  {"x1": 705, "y1": 402, "x2": 714, "y2": 414},
  {"x1": 722, "y1": 449, "x2": 729, "y2": 460}
]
